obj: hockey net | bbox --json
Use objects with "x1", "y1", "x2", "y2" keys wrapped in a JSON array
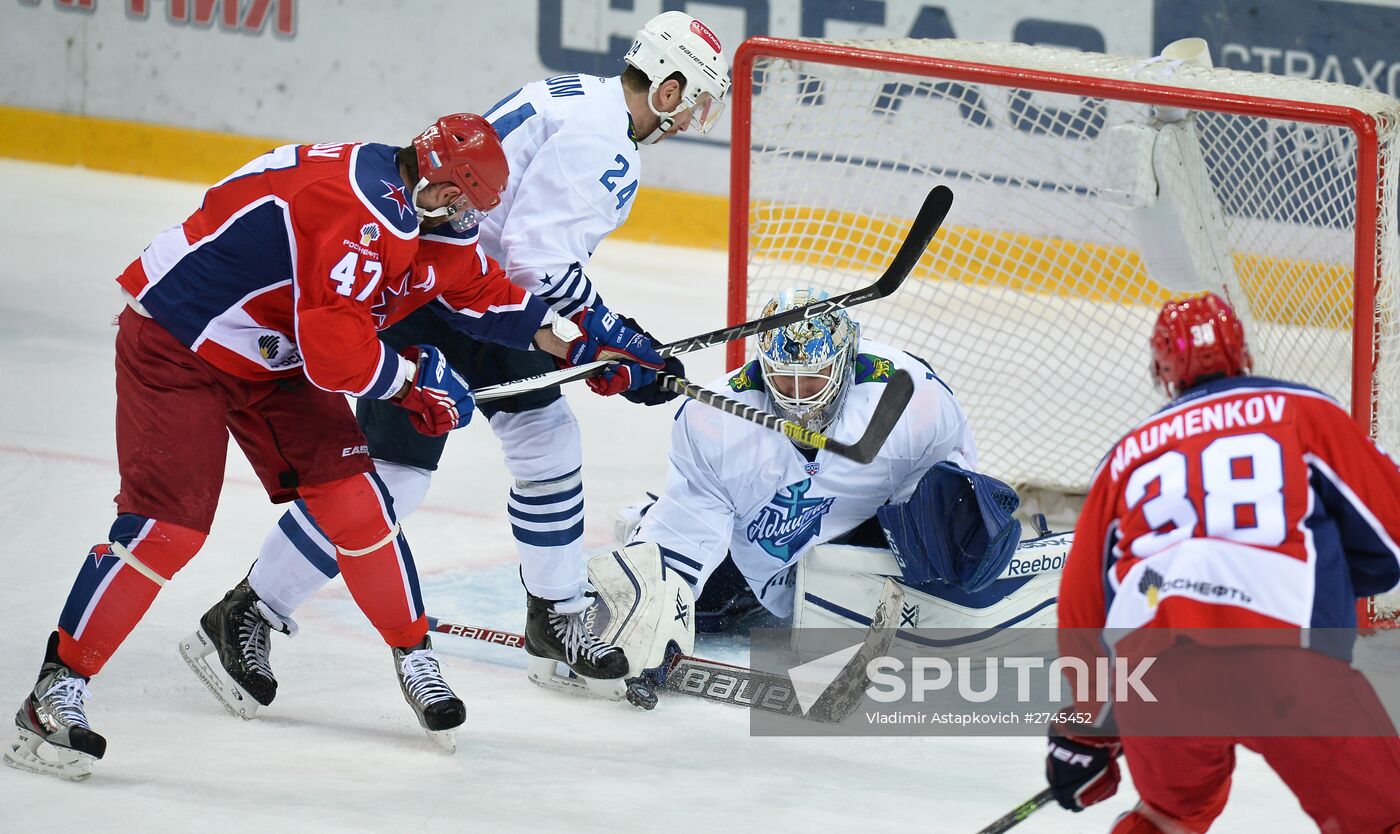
[{"x1": 725, "y1": 37, "x2": 1400, "y2": 626}]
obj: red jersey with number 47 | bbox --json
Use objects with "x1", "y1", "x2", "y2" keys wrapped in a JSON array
[
  {"x1": 114, "y1": 141, "x2": 546, "y2": 402},
  {"x1": 1059, "y1": 376, "x2": 1400, "y2": 632}
]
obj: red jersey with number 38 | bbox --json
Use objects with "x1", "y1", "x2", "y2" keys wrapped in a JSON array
[{"x1": 1059, "y1": 376, "x2": 1400, "y2": 632}]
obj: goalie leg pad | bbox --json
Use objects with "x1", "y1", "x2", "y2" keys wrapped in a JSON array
[{"x1": 589, "y1": 543, "x2": 696, "y2": 678}]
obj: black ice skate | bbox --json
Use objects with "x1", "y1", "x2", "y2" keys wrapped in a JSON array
[
  {"x1": 525, "y1": 592, "x2": 631, "y2": 699},
  {"x1": 5, "y1": 633, "x2": 106, "y2": 781},
  {"x1": 179, "y1": 578, "x2": 295, "y2": 719},
  {"x1": 393, "y1": 636, "x2": 464, "y2": 752}
]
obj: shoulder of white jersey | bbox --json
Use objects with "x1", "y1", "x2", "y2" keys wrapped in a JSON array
[
  {"x1": 346, "y1": 143, "x2": 419, "y2": 240},
  {"x1": 483, "y1": 74, "x2": 631, "y2": 146},
  {"x1": 715, "y1": 359, "x2": 768, "y2": 401},
  {"x1": 854, "y1": 339, "x2": 955, "y2": 394},
  {"x1": 854, "y1": 338, "x2": 966, "y2": 457}
]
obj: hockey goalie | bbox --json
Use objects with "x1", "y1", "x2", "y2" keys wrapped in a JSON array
[{"x1": 607, "y1": 289, "x2": 1064, "y2": 674}]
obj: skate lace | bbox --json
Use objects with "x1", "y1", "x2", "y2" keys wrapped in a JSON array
[
  {"x1": 399, "y1": 650, "x2": 455, "y2": 707},
  {"x1": 43, "y1": 676, "x2": 94, "y2": 731},
  {"x1": 238, "y1": 607, "x2": 275, "y2": 680},
  {"x1": 551, "y1": 606, "x2": 621, "y2": 666}
]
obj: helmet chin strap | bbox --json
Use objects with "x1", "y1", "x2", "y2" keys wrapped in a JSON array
[
  {"x1": 639, "y1": 116, "x2": 674, "y2": 145},
  {"x1": 411, "y1": 177, "x2": 454, "y2": 222}
]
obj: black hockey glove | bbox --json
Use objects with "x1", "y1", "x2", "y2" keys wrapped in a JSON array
[
  {"x1": 618, "y1": 315, "x2": 684, "y2": 406},
  {"x1": 1045, "y1": 708, "x2": 1122, "y2": 811}
]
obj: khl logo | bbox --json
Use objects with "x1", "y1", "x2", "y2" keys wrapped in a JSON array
[{"x1": 746, "y1": 478, "x2": 835, "y2": 561}]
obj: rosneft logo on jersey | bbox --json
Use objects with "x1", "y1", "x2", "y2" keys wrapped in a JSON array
[
  {"x1": 1140, "y1": 566, "x2": 1165, "y2": 608},
  {"x1": 360, "y1": 223, "x2": 380, "y2": 247},
  {"x1": 258, "y1": 334, "x2": 281, "y2": 361}
]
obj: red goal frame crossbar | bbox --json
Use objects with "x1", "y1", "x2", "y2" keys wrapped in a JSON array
[{"x1": 724, "y1": 36, "x2": 1383, "y2": 438}]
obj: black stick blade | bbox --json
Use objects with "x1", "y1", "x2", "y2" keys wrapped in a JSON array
[{"x1": 822, "y1": 369, "x2": 915, "y2": 464}]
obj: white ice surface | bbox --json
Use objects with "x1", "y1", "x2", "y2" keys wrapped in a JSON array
[{"x1": 0, "y1": 160, "x2": 1316, "y2": 833}]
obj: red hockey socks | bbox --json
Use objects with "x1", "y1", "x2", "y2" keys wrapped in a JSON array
[
  {"x1": 300, "y1": 472, "x2": 427, "y2": 648},
  {"x1": 56, "y1": 515, "x2": 206, "y2": 678}
]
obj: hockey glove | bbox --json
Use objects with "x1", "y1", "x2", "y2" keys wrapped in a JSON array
[
  {"x1": 616, "y1": 315, "x2": 684, "y2": 406},
  {"x1": 396, "y1": 345, "x2": 474, "y2": 436},
  {"x1": 1046, "y1": 709, "x2": 1122, "y2": 811},
  {"x1": 561, "y1": 306, "x2": 665, "y2": 397}
]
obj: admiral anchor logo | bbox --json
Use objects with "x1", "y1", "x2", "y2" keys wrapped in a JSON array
[{"x1": 747, "y1": 479, "x2": 836, "y2": 561}]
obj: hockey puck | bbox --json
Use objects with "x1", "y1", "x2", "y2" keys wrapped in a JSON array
[{"x1": 624, "y1": 680, "x2": 658, "y2": 710}]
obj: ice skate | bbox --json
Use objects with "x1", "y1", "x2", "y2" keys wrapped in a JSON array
[
  {"x1": 179, "y1": 578, "x2": 295, "y2": 719},
  {"x1": 393, "y1": 636, "x2": 465, "y2": 752},
  {"x1": 525, "y1": 591, "x2": 631, "y2": 700},
  {"x1": 5, "y1": 636, "x2": 106, "y2": 781}
]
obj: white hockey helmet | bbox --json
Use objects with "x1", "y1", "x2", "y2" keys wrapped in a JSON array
[
  {"x1": 756, "y1": 289, "x2": 861, "y2": 434},
  {"x1": 624, "y1": 11, "x2": 731, "y2": 144}
]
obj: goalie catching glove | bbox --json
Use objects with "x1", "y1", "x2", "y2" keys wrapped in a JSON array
[
  {"x1": 556, "y1": 306, "x2": 666, "y2": 397},
  {"x1": 395, "y1": 344, "x2": 475, "y2": 436},
  {"x1": 876, "y1": 461, "x2": 1022, "y2": 589}
]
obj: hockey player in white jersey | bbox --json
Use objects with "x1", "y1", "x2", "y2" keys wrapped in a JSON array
[
  {"x1": 184, "y1": 11, "x2": 731, "y2": 713},
  {"x1": 625, "y1": 289, "x2": 1033, "y2": 632}
]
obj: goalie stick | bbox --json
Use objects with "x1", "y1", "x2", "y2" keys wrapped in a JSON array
[
  {"x1": 426, "y1": 579, "x2": 904, "y2": 720},
  {"x1": 657, "y1": 368, "x2": 914, "y2": 464},
  {"x1": 472, "y1": 184, "x2": 954, "y2": 404}
]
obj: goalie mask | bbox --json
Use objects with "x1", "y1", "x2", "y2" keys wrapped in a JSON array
[{"x1": 756, "y1": 289, "x2": 860, "y2": 435}]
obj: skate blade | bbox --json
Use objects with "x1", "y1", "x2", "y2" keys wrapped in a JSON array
[
  {"x1": 426, "y1": 728, "x2": 456, "y2": 754},
  {"x1": 178, "y1": 628, "x2": 259, "y2": 720},
  {"x1": 526, "y1": 656, "x2": 627, "y2": 701},
  {"x1": 4, "y1": 728, "x2": 97, "y2": 782}
]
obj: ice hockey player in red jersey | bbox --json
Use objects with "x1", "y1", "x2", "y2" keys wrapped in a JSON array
[
  {"x1": 4, "y1": 113, "x2": 662, "y2": 780},
  {"x1": 1045, "y1": 292, "x2": 1400, "y2": 833}
]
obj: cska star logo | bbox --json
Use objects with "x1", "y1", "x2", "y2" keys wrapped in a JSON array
[
  {"x1": 360, "y1": 223, "x2": 381, "y2": 246},
  {"x1": 380, "y1": 180, "x2": 413, "y2": 220},
  {"x1": 88, "y1": 543, "x2": 114, "y2": 567}
]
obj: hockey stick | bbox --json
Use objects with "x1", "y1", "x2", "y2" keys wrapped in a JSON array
[
  {"x1": 656, "y1": 368, "x2": 914, "y2": 464},
  {"x1": 974, "y1": 788, "x2": 1053, "y2": 834},
  {"x1": 427, "y1": 578, "x2": 903, "y2": 720},
  {"x1": 472, "y1": 184, "x2": 954, "y2": 404}
]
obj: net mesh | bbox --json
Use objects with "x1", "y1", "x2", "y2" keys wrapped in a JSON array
[{"x1": 736, "y1": 39, "x2": 1400, "y2": 621}]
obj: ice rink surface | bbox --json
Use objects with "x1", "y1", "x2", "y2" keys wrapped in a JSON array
[{"x1": 0, "y1": 160, "x2": 1319, "y2": 832}]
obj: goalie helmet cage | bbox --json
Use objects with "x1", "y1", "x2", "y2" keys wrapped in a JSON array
[{"x1": 724, "y1": 37, "x2": 1400, "y2": 627}]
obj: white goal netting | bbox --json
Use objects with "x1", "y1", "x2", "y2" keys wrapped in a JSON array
[
  {"x1": 732, "y1": 38, "x2": 1400, "y2": 623},
  {"x1": 734, "y1": 38, "x2": 1400, "y2": 511}
]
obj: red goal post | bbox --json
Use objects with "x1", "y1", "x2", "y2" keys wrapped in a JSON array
[{"x1": 724, "y1": 36, "x2": 1400, "y2": 626}]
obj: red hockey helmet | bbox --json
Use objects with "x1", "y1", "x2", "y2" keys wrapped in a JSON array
[
  {"x1": 1150, "y1": 292, "x2": 1252, "y2": 395},
  {"x1": 412, "y1": 113, "x2": 508, "y2": 214}
]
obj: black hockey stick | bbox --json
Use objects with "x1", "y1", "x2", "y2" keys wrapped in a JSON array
[
  {"x1": 472, "y1": 184, "x2": 954, "y2": 404},
  {"x1": 974, "y1": 788, "x2": 1054, "y2": 834},
  {"x1": 427, "y1": 578, "x2": 904, "y2": 720},
  {"x1": 423, "y1": 615, "x2": 804, "y2": 713},
  {"x1": 656, "y1": 368, "x2": 914, "y2": 464}
]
